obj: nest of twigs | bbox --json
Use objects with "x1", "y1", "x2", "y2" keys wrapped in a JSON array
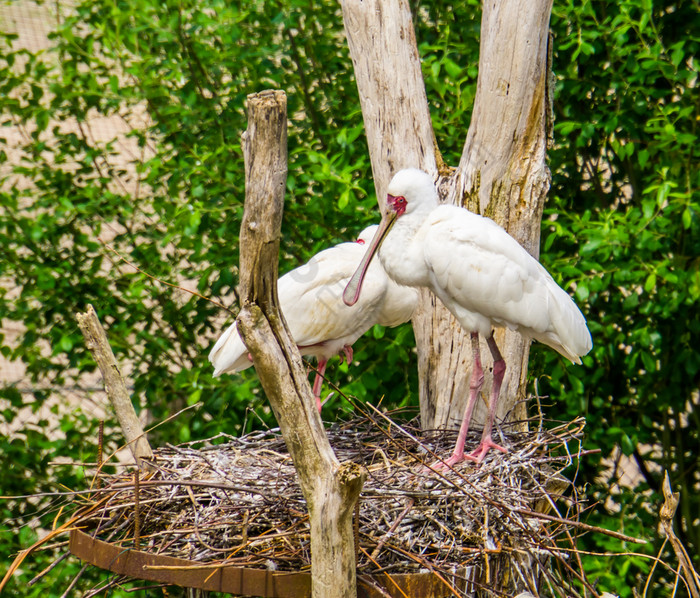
[{"x1": 73, "y1": 411, "x2": 597, "y2": 596}]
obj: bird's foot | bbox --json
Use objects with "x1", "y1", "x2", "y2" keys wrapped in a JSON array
[
  {"x1": 425, "y1": 451, "x2": 466, "y2": 473},
  {"x1": 464, "y1": 437, "x2": 508, "y2": 464}
]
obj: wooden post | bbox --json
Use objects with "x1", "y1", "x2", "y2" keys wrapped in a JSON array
[
  {"x1": 236, "y1": 89, "x2": 366, "y2": 598},
  {"x1": 77, "y1": 304, "x2": 153, "y2": 470}
]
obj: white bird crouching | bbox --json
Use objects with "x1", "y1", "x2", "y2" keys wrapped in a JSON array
[
  {"x1": 344, "y1": 168, "x2": 592, "y2": 466},
  {"x1": 209, "y1": 225, "x2": 418, "y2": 410}
]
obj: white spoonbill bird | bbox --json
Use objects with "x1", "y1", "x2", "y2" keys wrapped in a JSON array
[
  {"x1": 209, "y1": 225, "x2": 418, "y2": 411},
  {"x1": 344, "y1": 169, "x2": 592, "y2": 465}
]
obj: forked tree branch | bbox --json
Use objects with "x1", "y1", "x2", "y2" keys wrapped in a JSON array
[{"x1": 236, "y1": 89, "x2": 365, "y2": 598}]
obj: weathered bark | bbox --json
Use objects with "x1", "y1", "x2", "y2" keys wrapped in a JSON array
[
  {"x1": 340, "y1": 0, "x2": 466, "y2": 432},
  {"x1": 660, "y1": 472, "x2": 700, "y2": 598},
  {"x1": 341, "y1": 0, "x2": 553, "y2": 433},
  {"x1": 76, "y1": 304, "x2": 154, "y2": 470},
  {"x1": 445, "y1": 0, "x2": 554, "y2": 430},
  {"x1": 340, "y1": 0, "x2": 438, "y2": 195},
  {"x1": 236, "y1": 90, "x2": 365, "y2": 598}
]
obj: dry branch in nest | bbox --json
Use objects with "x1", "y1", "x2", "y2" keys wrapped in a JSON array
[{"x1": 59, "y1": 411, "x2": 616, "y2": 597}]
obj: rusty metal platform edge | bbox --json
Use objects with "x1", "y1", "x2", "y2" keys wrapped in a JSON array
[{"x1": 69, "y1": 529, "x2": 452, "y2": 597}]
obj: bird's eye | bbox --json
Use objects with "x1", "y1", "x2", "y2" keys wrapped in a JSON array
[
  {"x1": 357, "y1": 239, "x2": 366, "y2": 245},
  {"x1": 387, "y1": 193, "x2": 407, "y2": 214}
]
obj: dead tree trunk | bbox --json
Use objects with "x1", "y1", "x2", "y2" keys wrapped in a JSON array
[
  {"x1": 449, "y1": 0, "x2": 554, "y2": 430},
  {"x1": 341, "y1": 0, "x2": 552, "y2": 432},
  {"x1": 236, "y1": 89, "x2": 366, "y2": 598}
]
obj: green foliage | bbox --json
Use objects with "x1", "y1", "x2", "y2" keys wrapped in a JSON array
[
  {"x1": 533, "y1": 0, "x2": 699, "y2": 593},
  {"x1": 0, "y1": 0, "x2": 697, "y2": 596},
  {"x1": 0, "y1": 1, "x2": 411, "y2": 593}
]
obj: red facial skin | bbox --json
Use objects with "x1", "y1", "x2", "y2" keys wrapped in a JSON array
[{"x1": 387, "y1": 194, "x2": 407, "y2": 216}]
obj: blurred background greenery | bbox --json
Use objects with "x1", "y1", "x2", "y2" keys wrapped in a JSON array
[{"x1": 0, "y1": 0, "x2": 697, "y2": 595}]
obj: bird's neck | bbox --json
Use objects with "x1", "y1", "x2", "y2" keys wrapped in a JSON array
[{"x1": 378, "y1": 211, "x2": 431, "y2": 287}]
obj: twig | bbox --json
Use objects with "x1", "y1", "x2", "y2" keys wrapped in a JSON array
[
  {"x1": 512, "y1": 507, "x2": 646, "y2": 545},
  {"x1": 370, "y1": 498, "x2": 414, "y2": 560},
  {"x1": 59, "y1": 563, "x2": 89, "y2": 598},
  {"x1": 96, "y1": 420, "x2": 104, "y2": 490},
  {"x1": 359, "y1": 547, "x2": 409, "y2": 598},
  {"x1": 643, "y1": 537, "x2": 668, "y2": 598},
  {"x1": 133, "y1": 469, "x2": 141, "y2": 550},
  {"x1": 27, "y1": 551, "x2": 70, "y2": 587},
  {"x1": 99, "y1": 240, "x2": 234, "y2": 314}
]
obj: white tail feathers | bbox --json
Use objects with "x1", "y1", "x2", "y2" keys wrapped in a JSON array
[
  {"x1": 535, "y1": 283, "x2": 592, "y2": 364},
  {"x1": 208, "y1": 321, "x2": 252, "y2": 377}
]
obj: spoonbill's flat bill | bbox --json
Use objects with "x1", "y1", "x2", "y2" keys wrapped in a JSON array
[
  {"x1": 210, "y1": 225, "x2": 418, "y2": 410},
  {"x1": 344, "y1": 169, "x2": 592, "y2": 465}
]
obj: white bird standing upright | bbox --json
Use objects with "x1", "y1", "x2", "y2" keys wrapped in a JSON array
[
  {"x1": 209, "y1": 225, "x2": 418, "y2": 411},
  {"x1": 344, "y1": 169, "x2": 592, "y2": 466}
]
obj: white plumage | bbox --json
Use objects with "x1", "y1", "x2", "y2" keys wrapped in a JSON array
[
  {"x1": 344, "y1": 168, "x2": 592, "y2": 465},
  {"x1": 209, "y1": 225, "x2": 418, "y2": 410}
]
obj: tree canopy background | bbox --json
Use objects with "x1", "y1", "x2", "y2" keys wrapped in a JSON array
[{"x1": 0, "y1": 0, "x2": 697, "y2": 596}]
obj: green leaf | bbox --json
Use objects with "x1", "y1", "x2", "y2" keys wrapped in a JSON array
[
  {"x1": 642, "y1": 198, "x2": 655, "y2": 220},
  {"x1": 637, "y1": 149, "x2": 650, "y2": 169},
  {"x1": 580, "y1": 237, "x2": 603, "y2": 254},
  {"x1": 644, "y1": 273, "x2": 656, "y2": 293},
  {"x1": 188, "y1": 387, "x2": 202, "y2": 405},
  {"x1": 338, "y1": 189, "x2": 350, "y2": 210},
  {"x1": 35, "y1": 110, "x2": 49, "y2": 132},
  {"x1": 443, "y1": 58, "x2": 462, "y2": 79},
  {"x1": 670, "y1": 43, "x2": 684, "y2": 67},
  {"x1": 640, "y1": 350, "x2": 656, "y2": 373},
  {"x1": 682, "y1": 207, "x2": 692, "y2": 229},
  {"x1": 59, "y1": 335, "x2": 74, "y2": 352},
  {"x1": 575, "y1": 282, "x2": 589, "y2": 302},
  {"x1": 656, "y1": 182, "x2": 671, "y2": 207},
  {"x1": 621, "y1": 433, "x2": 635, "y2": 456}
]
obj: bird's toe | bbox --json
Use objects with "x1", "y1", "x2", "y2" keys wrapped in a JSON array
[{"x1": 465, "y1": 437, "x2": 508, "y2": 464}]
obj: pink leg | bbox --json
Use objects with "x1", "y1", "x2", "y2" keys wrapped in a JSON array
[
  {"x1": 465, "y1": 333, "x2": 508, "y2": 463},
  {"x1": 311, "y1": 359, "x2": 327, "y2": 413},
  {"x1": 434, "y1": 332, "x2": 484, "y2": 469}
]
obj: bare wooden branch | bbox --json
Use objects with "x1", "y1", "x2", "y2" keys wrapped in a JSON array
[
  {"x1": 660, "y1": 472, "x2": 700, "y2": 598},
  {"x1": 76, "y1": 304, "x2": 153, "y2": 469},
  {"x1": 236, "y1": 89, "x2": 366, "y2": 598}
]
